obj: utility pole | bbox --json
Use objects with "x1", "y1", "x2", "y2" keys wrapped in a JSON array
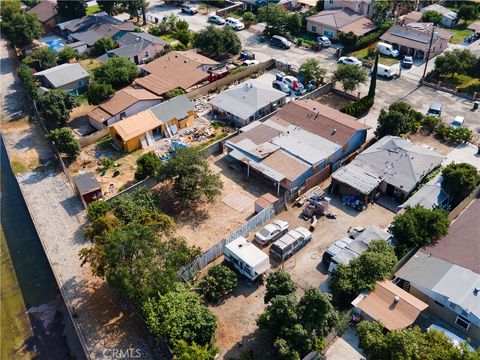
[{"x1": 420, "y1": 25, "x2": 435, "y2": 85}]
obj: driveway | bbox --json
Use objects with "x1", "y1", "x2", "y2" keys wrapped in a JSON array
[
  {"x1": 325, "y1": 327, "x2": 365, "y2": 360},
  {"x1": 146, "y1": 4, "x2": 212, "y2": 32},
  {"x1": 0, "y1": 37, "x2": 26, "y2": 121}
]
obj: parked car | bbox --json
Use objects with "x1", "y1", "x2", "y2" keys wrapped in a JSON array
[
  {"x1": 275, "y1": 71, "x2": 286, "y2": 81},
  {"x1": 377, "y1": 42, "x2": 399, "y2": 57},
  {"x1": 225, "y1": 17, "x2": 245, "y2": 31},
  {"x1": 427, "y1": 102, "x2": 442, "y2": 117},
  {"x1": 254, "y1": 220, "x2": 289, "y2": 246},
  {"x1": 374, "y1": 63, "x2": 397, "y2": 78},
  {"x1": 282, "y1": 75, "x2": 304, "y2": 93},
  {"x1": 337, "y1": 56, "x2": 362, "y2": 66},
  {"x1": 180, "y1": 3, "x2": 198, "y2": 14},
  {"x1": 450, "y1": 116, "x2": 465, "y2": 128},
  {"x1": 270, "y1": 35, "x2": 292, "y2": 49},
  {"x1": 401, "y1": 55, "x2": 413, "y2": 69},
  {"x1": 270, "y1": 227, "x2": 312, "y2": 261},
  {"x1": 316, "y1": 36, "x2": 331, "y2": 47},
  {"x1": 272, "y1": 80, "x2": 291, "y2": 94},
  {"x1": 208, "y1": 15, "x2": 225, "y2": 25},
  {"x1": 243, "y1": 59, "x2": 259, "y2": 66},
  {"x1": 240, "y1": 49, "x2": 255, "y2": 60}
]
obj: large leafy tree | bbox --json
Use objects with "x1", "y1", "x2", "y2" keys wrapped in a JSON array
[
  {"x1": 330, "y1": 240, "x2": 397, "y2": 306},
  {"x1": 0, "y1": 3, "x2": 43, "y2": 47},
  {"x1": 286, "y1": 13, "x2": 302, "y2": 35},
  {"x1": 194, "y1": 25, "x2": 241, "y2": 59},
  {"x1": 93, "y1": 57, "x2": 139, "y2": 88},
  {"x1": 57, "y1": 47, "x2": 77, "y2": 64},
  {"x1": 434, "y1": 48, "x2": 477, "y2": 78},
  {"x1": 258, "y1": 4, "x2": 289, "y2": 36},
  {"x1": 421, "y1": 10, "x2": 442, "y2": 24},
  {"x1": 109, "y1": 187, "x2": 158, "y2": 223},
  {"x1": 47, "y1": 128, "x2": 80, "y2": 159},
  {"x1": 157, "y1": 148, "x2": 223, "y2": 206},
  {"x1": 297, "y1": 289, "x2": 338, "y2": 337},
  {"x1": 442, "y1": 163, "x2": 480, "y2": 207},
  {"x1": 333, "y1": 64, "x2": 367, "y2": 94},
  {"x1": 172, "y1": 340, "x2": 218, "y2": 360},
  {"x1": 375, "y1": 101, "x2": 423, "y2": 138},
  {"x1": 264, "y1": 270, "x2": 297, "y2": 304},
  {"x1": 143, "y1": 285, "x2": 217, "y2": 345},
  {"x1": 94, "y1": 37, "x2": 117, "y2": 56},
  {"x1": 86, "y1": 81, "x2": 115, "y2": 105},
  {"x1": 257, "y1": 294, "x2": 299, "y2": 337},
  {"x1": 298, "y1": 58, "x2": 327, "y2": 85},
  {"x1": 32, "y1": 47, "x2": 58, "y2": 70},
  {"x1": 390, "y1": 205, "x2": 449, "y2": 257},
  {"x1": 97, "y1": 0, "x2": 118, "y2": 15},
  {"x1": 57, "y1": 0, "x2": 86, "y2": 21},
  {"x1": 36, "y1": 89, "x2": 76, "y2": 126},
  {"x1": 135, "y1": 151, "x2": 161, "y2": 180},
  {"x1": 457, "y1": 4, "x2": 479, "y2": 20},
  {"x1": 198, "y1": 264, "x2": 237, "y2": 302},
  {"x1": 371, "y1": 1, "x2": 391, "y2": 26}
]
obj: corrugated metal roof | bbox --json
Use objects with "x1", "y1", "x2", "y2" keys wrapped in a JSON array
[
  {"x1": 332, "y1": 163, "x2": 381, "y2": 195},
  {"x1": 395, "y1": 252, "x2": 452, "y2": 289}
]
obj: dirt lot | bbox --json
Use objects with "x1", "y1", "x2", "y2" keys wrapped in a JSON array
[
  {"x1": 405, "y1": 132, "x2": 456, "y2": 156},
  {"x1": 317, "y1": 92, "x2": 355, "y2": 110},
  {"x1": 210, "y1": 178, "x2": 396, "y2": 359}
]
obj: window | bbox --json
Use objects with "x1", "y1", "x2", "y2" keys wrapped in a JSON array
[
  {"x1": 120, "y1": 112, "x2": 127, "y2": 119},
  {"x1": 312, "y1": 25, "x2": 317, "y2": 33},
  {"x1": 455, "y1": 315, "x2": 471, "y2": 330},
  {"x1": 329, "y1": 0, "x2": 334, "y2": 4}
]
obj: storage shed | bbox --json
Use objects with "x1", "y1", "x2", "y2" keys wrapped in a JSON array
[
  {"x1": 75, "y1": 172, "x2": 102, "y2": 207},
  {"x1": 255, "y1": 193, "x2": 279, "y2": 213}
]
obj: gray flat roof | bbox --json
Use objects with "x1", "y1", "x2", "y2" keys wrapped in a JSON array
[
  {"x1": 34, "y1": 63, "x2": 89, "y2": 88},
  {"x1": 75, "y1": 172, "x2": 101, "y2": 195},
  {"x1": 149, "y1": 95, "x2": 194, "y2": 123}
]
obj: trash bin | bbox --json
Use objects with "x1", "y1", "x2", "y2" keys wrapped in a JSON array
[{"x1": 473, "y1": 101, "x2": 479, "y2": 111}]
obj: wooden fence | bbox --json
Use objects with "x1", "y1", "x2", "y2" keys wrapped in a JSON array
[
  {"x1": 180, "y1": 205, "x2": 276, "y2": 281},
  {"x1": 78, "y1": 128, "x2": 109, "y2": 148},
  {"x1": 305, "y1": 165, "x2": 332, "y2": 191}
]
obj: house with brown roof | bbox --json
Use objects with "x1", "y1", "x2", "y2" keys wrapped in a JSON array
[
  {"x1": 109, "y1": 95, "x2": 195, "y2": 152},
  {"x1": 381, "y1": 23, "x2": 453, "y2": 60},
  {"x1": 395, "y1": 198, "x2": 480, "y2": 345},
  {"x1": 88, "y1": 87, "x2": 161, "y2": 130},
  {"x1": 352, "y1": 280, "x2": 429, "y2": 331},
  {"x1": 28, "y1": 0, "x2": 58, "y2": 33},
  {"x1": 306, "y1": 8, "x2": 376, "y2": 40},
  {"x1": 224, "y1": 100, "x2": 369, "y2": 193},
  {"x1": 135, "y1": 51, "x2": 218, "y2": 96}
]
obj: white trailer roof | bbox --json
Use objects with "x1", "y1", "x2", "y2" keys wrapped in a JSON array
[{"x1": 225, "y1": 237, "x2": 269, "y2": 269}]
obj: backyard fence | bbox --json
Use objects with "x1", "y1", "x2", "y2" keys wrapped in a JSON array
[
  {"x1": 105, "y1": 177, "x2": 158, "y2": 202},
  {"x1": 422, "y1": 81, "x2": 478, "y2": 101},
  {"x1": 180, "y1": 205, "x2": 276, "y2": 281},
  {"x1": 78, "y1": 128, "x2": 109, "y2": 148},
  {"x1": 215, "y1": 1, "x2": 245, "y2": 17}
]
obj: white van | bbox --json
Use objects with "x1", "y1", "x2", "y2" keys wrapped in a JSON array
[
  {"x1": 377, "y1": 42, "x2": 399, "y2": 57},
  {"x1": 373, "y1": 64, "x2": 397, "y2": 78},
  {"x1": 225, "y1": 17, "x2": 245, "y2": 31}
]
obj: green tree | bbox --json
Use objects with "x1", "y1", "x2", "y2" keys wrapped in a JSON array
[
  {"x1": 242, "y1": 12, "x2": 257, "y2": 28},
  {"x1": 86, "y1": 81, "x2": 115, "y2": 105},
  {"x1": 110, "y1": 187, "x2": 158, "y2": 223},
  {"x1": 257, "y1": 294, "x2": 299, "y2": 336},
  {"x1": 57, "y1": 47, "x2": 77, "y2": 64},
  {"x1": 356, "y1": 320, "x2": 388, "y2": 358},
  {"x1": 434, "y1": 48, "x2": 477, "y2": 77},
  {"x1": 258, "y1": 4, "x2": 289, "y2": 36},
  {"x1": 135, "y1": 210, "x2": 176, "y2": 234},
  {"x1": 17, "y1": 64, "x2": 39, "y2": 100},
  {"x1": 264, "y1": 270, "x2": 297, "y2": 304},
  {"x1": 32, "y1": 46, "x2": 57, "y2": 70},
  {"x1": 442, "y1": 163, "x2": 480, "y2": 206},
  {"x1": 332, "y1": 64, "x2": 368, "y2": 94},
  {"x1": 299, "y1": 58, "x2": 327, "y2": 85},
  {"x1": 338, "y1": 31, "x2": 358, "y2": 48},
  {"x1": 371, "y1": 1, "x2": 391, "y2": 26},
  {"x1": 57, "y1": 0, "x2": 86, "y2": 21},
  {"x1": 375, "y1": 101, "x2": 423, "y2": 138},
  {"x1": 93, "y1": 57, "x2": 139, "y2": 88},
  {"x1": 143, "y1": 284, "x2": 217, "y2": 345},
  {"x1": 421, "y1": 115, "x2": 440, "y2": 133},
  {"x1": 84, "y1": 214, "x2": 121, "y2": 243},
  {"x1": 274, "y1": 338, "x2": 301, "y2": 360},
  {"x1": 135, "y1": 151, "x2": 161, "y2": 180},
  {"x1": 368, "y1": 52, "x2": 379, "y2": 98},
  {"x1": 297, "y1": 289, "x2": 338, "y2": 337},
  {"x1": 47, "y1": 128, "x2": 80, "y2": 159},
  {"x1": 315, "y1": 0, "x2": 325, "y2": 12},
  {"x1": 176, "y1": 19, "x2": 189, "y2": 31},
  {"x1": 94, "y1": 37, "x2": 117, "y2": 56},
  {"x1": 421, "y1": 10, "x2": 443, "y2": 24},
  {"x1": 282, "y1": 324, "x2": 313, "y2": 358},
  {"x1": 172, "y1": 340, "x2": 218, "y2": 360},
  {"x1": 0, "y1": 5, "x2": 43, "y2": 47},
  {"x1": 330, "y1": 240, "x2": 397, "y2": 305},
  {"x1": 198, "y1": 264, "x2": 237, "y2": 302},
  {"x1": 390, "y1": 205, "x2": 450, "y2": 257},
  {"x1": 457, "y1": 4, "x2": 478, "y2": 20},
  {"x1": 175, "y1": 29, "x2": 193, "y2": 47},
  {"x1": 97, "y1": 0, "x2": 117, "y2": 15},
  {"x1": 194, "y1": 25, "x2": 241, "y2": 59},
  {"x1": 87, "y1": 200, "x2": 111, "y2": 221},
  {"x1": 286, "y1": 13, "x2": 302, "y2": 35},
  {"x1": 37, "y1": 89, "x2": 76, "y2": 126},
  {"x1": 157, "y1": 148, "x2": 223, "y2": 206}
]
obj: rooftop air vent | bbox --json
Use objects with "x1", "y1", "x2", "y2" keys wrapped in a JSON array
[{"x1": 394, "y1": 296, "x2": 400, "y2": 303}]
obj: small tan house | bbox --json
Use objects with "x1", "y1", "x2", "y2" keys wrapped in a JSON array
[{"x1": 110, "y1": 95, "x2": 195, "y2": 152}]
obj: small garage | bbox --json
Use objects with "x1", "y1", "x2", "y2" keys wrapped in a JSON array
[{"x1": 75, "y1": 172, "x2": 102, "y2": 207}]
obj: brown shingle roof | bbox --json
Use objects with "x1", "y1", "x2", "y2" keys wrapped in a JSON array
[
  {"x1": 340, "y1": 17, "x2": 377, "y2": 37},
  {"x1": 269, "y1": 100, "x2": 368, "y2": 145},
  {"x1": 420, "y1": 197, "x2": 480, "y2": 273},
  {"x1": 381, "y1": 24, "x2": 453, "y2": 51},
  {"x1": 307, "y1": 8, "x2": 376, "y2": 35},
  {"x1": 228, "y1": 123, "x2": 281, "y2": 146},
  {"x1": 28, "y1": 0, "x2": 57, "y2": 23},
  {"x1": 355, "y1": 280, "x2": 428, "y2": 331},
  {"x1": 140, "y1": 51, "x2": 217, "y2": 90},
  {"x1": 468, "y1": 21, "x2": 480, "y2": 32},
  {"x1": 88, "y1": 107, "x2": 111, "y2": 124},
  {"x1": 134, "y1": 75, "x2": 178, "y2": 96}
]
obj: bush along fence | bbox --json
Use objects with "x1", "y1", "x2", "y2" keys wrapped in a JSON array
[
  {"x1": 340, "y1": 95, "x2": 374, "y2": 118},
  {"x1": 179, "y1": 205, "x2": 276, "y2": 281}
]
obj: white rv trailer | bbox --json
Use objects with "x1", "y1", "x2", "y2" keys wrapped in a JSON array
[{"x1": 224, "y1": 236, "x2": 271, "y2": 281}]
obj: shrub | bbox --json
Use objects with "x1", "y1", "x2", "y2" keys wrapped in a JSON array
[
  {"x1": 338, "y1": 31, "x2": 357, "y2": 48},
  {"x1": 86, "y1": 81, "x2": 115, "y2": 105},
  {"x1": 46, "y1": 127, "x2": 80, "y2": 159},
  {"x1": 198, "y1": 264, "x2": 237, "y2": 302},
  {"x1": 17, "y1": 64, "x2": 39, "y2": 100},
  {"x1": 421, "y1": 115, "x2": 440, "y2": 133},
  {"x1": 340, "y1": 95, "x2": 374, "y2": 117},
  {"x1": 164, "y1": 88, "x2": 186, "y2": 100},
  {"x1": 436, "y1": 124, "x2": 472, "y2": 143},
  {"x1": 135, "y1": 151, "x2": 161, "y2": 180},
  {"x1": 87, "y1": 200, "x2": 111, "y2": 221}
]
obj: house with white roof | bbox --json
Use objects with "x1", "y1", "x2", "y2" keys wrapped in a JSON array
[{"x1": 34, "y1": 63, "x2": 89, "y2": 95}]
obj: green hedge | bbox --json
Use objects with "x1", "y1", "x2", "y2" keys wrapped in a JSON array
[{"x1": 340, "y1": 96, "x2": 374, "y2": 117}]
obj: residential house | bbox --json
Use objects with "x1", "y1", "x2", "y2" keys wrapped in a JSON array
[
  {"x1": 398, "y1": 173, "x2": 449, "y2": 211},
  {"x1": 395, "y1": 198, "x2": 480, "y2": 344},
  {"x1": 97, "y1": 32, "x2": 166, "y2": 65},
  {"x1": 57, "y1": 12, "x2": 136, "y2": 48},
  {"x1": 209, "y1": 80, "x2": 287, "y2": 126},
  {"x1": 401, "y1": 11, "x2": 423, "y2": 25},
  {"x1": 380, "y1": 23, "x2": 453, "y2": 60},
  {"x1": 351, "y1": 280, "x2": 429, "y2": 331},
  {"x1": 323, "y1": 0, "x2": 374, "y2": 16},
  {"x1": 306, "y1": 8, "x2": 376, "y2": 39},
  {"x1": 324, "y1": 225, "x2": 391, "y2": 274},
  {"x1": 28, "y1": 0, "x2": 58, "y2": 33},
  {"x1": 34, "y1": 63, "x2": 89, "y2": 95},
  {"x1": 468, "y1": 21, "x2": 480, "y2": 36},
  {"x1": 74, "y1": 172, "x2": 102, "y2": 207},
  {"x1": 65, "y1": 41, "x2": 88, "y2": 54},
  {"x1": 110, "y1": 95, "x2": 195, "y2": 152},
  {"x1": 421, "y1": 4, "x2": 458, "y2": 28},
  {"x1": 135, "y1": 51, "x2": 219, "y2": 96},
  {"x1": 331, "y1": 136, "x2": 444, "y2": 203},
  {"x1": 88, "y1": 87, "x2": 161, "y2": 130},
  {"x1": 225, "y1": 100, "x2": 369, "y2": 193}
]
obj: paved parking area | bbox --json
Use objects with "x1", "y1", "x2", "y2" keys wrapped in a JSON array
[
  {"x1": 325, "y1": 327, "x2": 365, "y2": 360},
  {"x1": 146, "y1": 4, "x2": 212, "y2": 32}
]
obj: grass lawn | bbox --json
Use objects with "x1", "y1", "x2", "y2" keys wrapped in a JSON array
[
  {"x1": 159, "y1": 33, "x2": 177, "y2": 43},
  {"x1": 76, "y1": 93, "x2": 89, "y2": 105},
  {"x1": 447, "y1": 21, "x2": 474, "y2": 44},
  {"x1": 79, "y1": 59, "x2": 101, "y2": 74},
  {"x1": 434, "y1": 73, "x2": 480, "y2": 94},
  {"x1": 86, "y1": 4, "x2": 100, "y2": 15}
]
